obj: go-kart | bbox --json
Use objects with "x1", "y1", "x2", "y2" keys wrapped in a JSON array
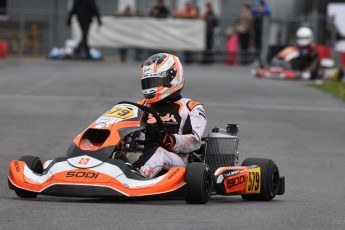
[
  {"x1": 253, "y1": 46, "x2": 344, "y2": 81},
  {"x1": 8, "y1": 101, "x2": 285, "y2": 204}
]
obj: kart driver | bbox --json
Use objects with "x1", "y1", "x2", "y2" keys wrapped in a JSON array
[
  {"x1": 132, "y1": 53, "x2": 207, "y2": 178},
  {"x1": 290, "y1": 27, "x2": 319, "y2": 79}
]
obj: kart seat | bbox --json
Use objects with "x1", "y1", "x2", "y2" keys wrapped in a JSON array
[{"x1": 126, "y1": 151, "x2": 143, "y2": 164}]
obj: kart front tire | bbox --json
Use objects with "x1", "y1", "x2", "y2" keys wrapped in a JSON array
[
  {"x1": 185, "y1": 162, "x2": 212, "y2": 204},
  {"x1": 241, "y1": 158, "x2": 280, "y2": 201},
  {"x1": 14, "y1": 155, "x2": 43, "y2": 198}
]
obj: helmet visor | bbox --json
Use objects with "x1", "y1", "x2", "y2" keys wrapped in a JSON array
[
  {"x1": 141, "y1": 76, "x2": 170, "y2": 90},
  {"x1": 297, "y1": 37, "x2": 311, "y2": 46}
]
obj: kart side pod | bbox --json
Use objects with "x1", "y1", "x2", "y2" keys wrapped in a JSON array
[{"x1": 213, "y1": 163, "x2": 285, "y2": 200}]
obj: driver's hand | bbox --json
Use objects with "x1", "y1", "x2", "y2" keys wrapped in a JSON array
[
  {"x1": 146, "y1": 124, "x2": 176, "y2": 151},
  {"x1": 116, "y1": 139, "x2": 125, "y2": 152}
]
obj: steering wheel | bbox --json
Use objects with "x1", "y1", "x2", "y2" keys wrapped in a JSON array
[{"x1": 117, "y1": 101, "x2": 163, "y2": 145}]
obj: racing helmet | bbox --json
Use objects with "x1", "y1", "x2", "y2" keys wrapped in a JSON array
[
  {"x1": 296, "y1": 27, "x2": 313, "y2": 47},
  {"x1": 141, "y1": 53, "x2": 184, "y2": 103}
]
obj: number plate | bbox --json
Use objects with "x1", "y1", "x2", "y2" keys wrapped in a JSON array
[
  {"x1": 103, "y1": 105, "x2": 134, "y2": 119},
  {"x1": 245, "y1": 167, "x2": 261, "y2": 194}
]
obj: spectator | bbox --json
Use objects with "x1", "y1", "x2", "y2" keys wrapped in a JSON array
[
  {"x1": 235, "y1": 4, "x2": 252, "y2": 64},
  {"x1": 66, "y1": 0, "x2": 102, "y2": 59},
  {"x1": 116, "y1": 4, "x2": 135, "y2": 62},
  {"x1": 122, "y1": 5, "x2": 134, "y2": 16},
  {"x1": 173, "y1": 1, "x2": 197, "y2": 63},
  {"x1": 251, "y1": 0, "x2": 270, "y2": 50},
  {"x1": 200, "y1": 2, "x2": 218, "y2": 63},
  {"x1": 115, "y1": 4, "x2": 139, "y2": 17},
  {"x1": 173, "y1": 1, "x2": 197, "y2": 19},
  {"x1": 150, "y1": 0, "x2": 169, "y2": 18},
  {"x1": 225, "y1": 27, "x2": 239, "y2": 65}
]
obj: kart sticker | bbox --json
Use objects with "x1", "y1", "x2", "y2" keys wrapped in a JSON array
[
  {"x1": 95, "y1": 117, "x2": 120, "y2": 128},
  {"x1": 104, "y1": 105, "x2": 134, "y2": 119},
  {"x1": 67, "y1": 155, "x2": 103, "y2": 168},
  {"x1": 95, "y1": 104, "x2": 139, "y2": 128},
  {"x1": 245, "y1": 167, "x2": 261, "y2": 194},
  {"x1": 78, "y1": 157, "x2": 90, "y2": 165},
  {"x1": 224, "y1": 173, "x2": 246, "y2": 193}
]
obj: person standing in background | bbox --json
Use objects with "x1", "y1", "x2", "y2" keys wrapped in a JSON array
[
  {"x1": 251, "y1": 0, "x2": 270, "y2": 51},
  {"x1": 115, "y1": 4, "x2": 136, "y2": 62},
  {"x1": 173, "y1": 1, "x2": 197, "y2": 19},
  {"x1": 121, "y1": 5, "x2": 135, "y2": 16},
  {"x1": 66, "y1": 0, "x2": 102, "y2": 59},
  {"x1": 235, "y1": 4, "x2": 252, "y2": 64},
  {"x1": 200, "y1": 2, "x2": 218, "y2": 63},
  {"x1": 150, "y1": 0, "x2": 169, "y2": 18},
  {"x1": 173, "y1": 1, "x2": 197, "y2": 63}
]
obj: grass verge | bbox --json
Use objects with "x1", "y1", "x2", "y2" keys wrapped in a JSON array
[{"x1": 311, "y1": 80, "x2": 345, "y2": 102}]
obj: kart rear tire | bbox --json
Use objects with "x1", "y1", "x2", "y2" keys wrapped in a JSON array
[
  {"x1": 241, "y1": 158, "x2": 280, "y2": 201},
  {"x1": 15, "y1": 155, "x2": 43, "y2": 198},
  {"x1": 185, "y1": 162, "x2": 212, "y2": 204}
]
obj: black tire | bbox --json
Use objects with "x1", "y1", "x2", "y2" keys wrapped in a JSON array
[
  {"x1": 14, "y1": 155, "x2": 43, "y2": 198},
  {"x1": 185, "y1": 162, "x2": 212, "y2": 204},
  {"x1": 241, "y1": 158, "x2": 280, "y2": 201}
]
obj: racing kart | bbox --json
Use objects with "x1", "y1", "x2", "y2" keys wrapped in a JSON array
[
  {"x1": 253, "y1": 46, "x2": 344, "y2": 81},
  {"x1": 8, "y1": 101, "x2": 285, "y2": 204}
]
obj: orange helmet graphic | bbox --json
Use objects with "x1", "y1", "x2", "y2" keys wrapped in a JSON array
[{"x1": 141, "y1": 53, "x2": 184, "y2": 104}]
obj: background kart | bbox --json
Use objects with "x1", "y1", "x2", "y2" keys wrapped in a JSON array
[
  {"x1": 8, "y1": 101, "x2": 285, "y2": 204},
  {"x1": 253, "y1": 46, "x2": 344, "y2": 81}
]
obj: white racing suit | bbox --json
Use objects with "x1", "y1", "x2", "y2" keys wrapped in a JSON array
[{"x1": 133, "y1": 96, "x2": 207, "y2": 178}]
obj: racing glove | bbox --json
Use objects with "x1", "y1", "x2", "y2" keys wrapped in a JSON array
[{"x1": 146, "y1": 124, "x2": 176, "y2": 151}]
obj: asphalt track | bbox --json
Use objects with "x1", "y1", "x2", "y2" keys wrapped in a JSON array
[{"x1": 0, "y1": 58, "x2": 344, "y2": 230}]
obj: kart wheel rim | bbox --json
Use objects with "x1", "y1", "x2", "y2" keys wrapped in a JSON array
[{"x1": 205, "y1": 173, "x2": 212, "y2": 194}]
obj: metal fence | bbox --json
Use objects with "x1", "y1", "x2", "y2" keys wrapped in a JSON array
[
  {"x1": 0, "y1": 8, "x2": 338, "y2": 64},
  {"x1": 0, "y1": 9, "x2": 69, "y2": 56}
]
